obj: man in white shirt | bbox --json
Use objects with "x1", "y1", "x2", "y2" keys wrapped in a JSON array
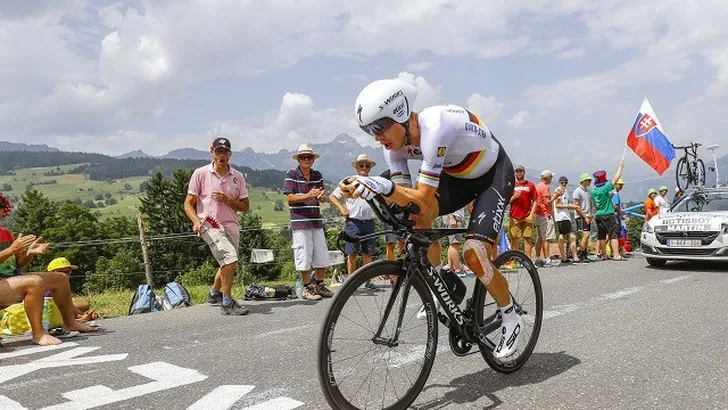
[
  {"x1": 553, "y1": 176, "x2": 578, "y2": 263},
  {"x1": 655, "y1": 185, "x2": 670, "y2": 214},
  {"x1": 330, "y1": 154, "x2": 378, "y2": 288}
]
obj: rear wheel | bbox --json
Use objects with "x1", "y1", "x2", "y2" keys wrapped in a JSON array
[
  {"x1": 317, "y1": 260, "x2": 437, "y2": 410},
  {"x1": 695, "y1": 159, "x2": 706, "y2": 187},
  {"x1": 473, "y1": 250, "x2": 543, "y2": 374}
]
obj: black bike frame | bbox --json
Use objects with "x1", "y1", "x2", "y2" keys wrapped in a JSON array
[{"x1": 370, "y1": 238, "x2": 501, "y2": 349}]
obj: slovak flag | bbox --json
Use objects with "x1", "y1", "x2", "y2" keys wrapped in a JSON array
[{"x1": 626, "y1": 98, "x2": 676, "y2": 175}]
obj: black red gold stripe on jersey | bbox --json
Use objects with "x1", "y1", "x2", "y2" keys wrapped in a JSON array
[
  {"x1": 467, "y1": 110, "x2": 483, "y2": 126},
  {"x1": 444, "y1": 150, "x2": 485, "y2": 177}
]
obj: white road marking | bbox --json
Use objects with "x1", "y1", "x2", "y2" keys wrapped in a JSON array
[
  {"x1": 40, "y1": 362, "x2": 207, "y2": 410},
  {"x1": 187, "y1": 385, "x2": 255, "y2": 410},
  {"x1": 0, "y1": 347, "x2": 128, "y2": 385},
  {"x1": 0, "y1": 343, "x2": 77, "y2": 360},
  {"x1": 255, "y1": 325, "x2": 312, "y2": 339},
  {"x1": 541, "y1": 287, "x2": 644, "y2": 320},
  {"x1": 661, "y1": 275, "x2": 693, "y2": 284},
  {"x1": 0, "y1": 396, "x2": 28, "y2": 410}
]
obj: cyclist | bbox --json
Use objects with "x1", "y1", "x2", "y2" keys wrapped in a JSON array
[{"x1": 341, "y1": 78, "x2": 520, "y2": 359}]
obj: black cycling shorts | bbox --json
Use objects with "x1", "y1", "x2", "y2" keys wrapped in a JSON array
[{"x1": 436, "y1": 137, "x2": 514, "y2": 243}]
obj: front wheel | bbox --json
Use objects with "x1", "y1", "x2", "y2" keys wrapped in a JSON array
[
  {"x1": 317, "y1": 260, "x2": 438, "y2": 410},
  {"x1": 473, "y1": 250, "x2": 543, "y2": 373},
  {"x1": 676, "y1": 157, "x2": 689, "y2": 191}
]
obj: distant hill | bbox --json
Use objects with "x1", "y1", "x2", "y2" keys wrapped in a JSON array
[
  {"x1": 118, "y1": 150, "x2": 151, "y2": 159},
  {"x1": 0, "y1": 141, "x2": 59, "y2": 152}
]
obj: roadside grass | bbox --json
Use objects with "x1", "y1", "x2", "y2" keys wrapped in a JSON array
[{"x1": 81, "y1": 280, "x2": 297, "y2": 318}]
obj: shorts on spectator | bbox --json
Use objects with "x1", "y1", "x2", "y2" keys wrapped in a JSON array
[
  {"x1": 292, "y1": 228, "x2": 330, "y2": 271},
  {"x1": 534, "y1": 215, "x2": 556, "y2": 241},
  {"x1": 344, "y1": 219, "x2": 375, "y2": 256},
  {"x1": 383, "y1": 222, "x2": 398, "y2": 244},
  {"x1": 556, "y1": 220, "x2": 573, "y2": 236},
  {"x1": 200, "y1": 228, "x2": 240, "y2": 267},
  {"x1": 596, "y1": 214, "x2": 620, "y2": 240},
  {"x1": 509, "y1": 218, "x2": 533, "y2": 239},
  {"x1": 575, "y1": 217, "x2": 591, "y2": 232}
]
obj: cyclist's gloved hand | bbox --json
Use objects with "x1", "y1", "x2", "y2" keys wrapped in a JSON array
[{"x1": 351, "y1": 176, "x2": 394, "y2": 200}]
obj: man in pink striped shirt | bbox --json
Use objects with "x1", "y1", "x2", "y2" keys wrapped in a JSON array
[{"x1": 184, "y1": 137, "x2": 250, "y2": 315}]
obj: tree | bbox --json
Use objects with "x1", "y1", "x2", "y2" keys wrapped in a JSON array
[
  {"x1": 138, "y1": 170, "x2": 209, "y2": 284},
  {"x1": 104, "y1": 192, "x2": 113, "y2": 199},
  {"x1": 124, "y1": 183, "x2": 132, "y2": 190},
  {"x1": 274, "y1": 199, "x2": 285, "y2": 211},
  {"x1": 2, "y1": 183, "x2": 11, "y2": 191},
  {"x1": 106, "y1": 197, "x2": 117, "y2": 205},
  {"x1": 83, "y1": 200, "x2": 97, "y2": 208},
  {"x1": 95, "y1": 193, "x2": 104, "y2": 201},
  {"x1": 12, "y1": 190, "x2": 58, "y2": 238}
]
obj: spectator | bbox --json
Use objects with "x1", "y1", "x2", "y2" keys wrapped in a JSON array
[
  {"x1": 330, "y1": 154, "x2": 377, "y2": 288},
  {"x1": 553, "y1": 176, "x2": 578, "y2": 264},
  {"x1": 283, "y1": 144, "x2": 333, "y2": 301},
  {"x1": 184, "y1": 137, "x2": 250, "y2": 316},
  {"x1": 441, "y1": 206, "x2": 468, "y2": 276},
  {"x1": 611, "y1": 179, "x2": 628, "y2": 257},
  {"x1": 644, "y1": 189, "x2": 659, "y2": 222},
  {"x1": 591, "y1": 160, "x2": 626, "y2": 261},
  {"x1": 655, "y1": 185, "x2": 670, "y2": 214},
  {"x1": 0, "y1": 194, "x2": 96, "y2": 345},
  {"x1": 379, "y1": 170, "x2": 405, "y2": 262},
  {"x1": 572, "y1": 173, "x2": 594, "y2": 263},
  {"x1": 508, "y1": 165, "x2": 537, "y2": 258},
  {"x1": 673, "y1": 187, "x2": 686, "y2": 204},
  {"x1": 47, "y1": 257, "x2": 98, "y2": 321},
  {"x1": 534, "y1": 170, "x2": 561, "y2": 267}
]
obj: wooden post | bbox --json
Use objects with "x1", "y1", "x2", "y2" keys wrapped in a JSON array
[{"x1": 137, "y1": 214, "x2": 154, "y2": 288}]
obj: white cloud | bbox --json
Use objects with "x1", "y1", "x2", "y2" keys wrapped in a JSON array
[
  {"x1": 467, "y1": 94, "x2": 504, "y2": 122},
  {"x1": 395, "y1": 72, "x2": 442, "y2": 110},
  {"x1": 404, "y1": 61, "x2": 433, "y2": 72},
  {"x1": 508, "y1": 111, "x2": 529, "y2": 128}
]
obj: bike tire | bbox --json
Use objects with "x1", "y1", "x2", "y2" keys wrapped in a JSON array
[
  {"x1": 473, "y1": 250, "x2": 543, "y2": 374},
  {"x1": 696, "y1": 158, "x2": 706, "y2": 187},
  {"x1": 676, "y1": 157, "x2": 689, "y2": 190},
  {"x1": 317, "y1": 260, "x2": 438, "y2": 410}
]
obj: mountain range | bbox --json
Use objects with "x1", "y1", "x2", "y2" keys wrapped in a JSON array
[{"x1": 2, "y1": 136, "x2": 726, "y2": 203}]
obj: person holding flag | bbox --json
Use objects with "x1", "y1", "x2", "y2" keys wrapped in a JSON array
[{"x1": 626, "y1": 98, "x2": 676, "y2": 175}]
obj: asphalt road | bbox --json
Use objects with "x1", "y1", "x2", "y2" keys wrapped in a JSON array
[{"x1": 2, "y1": 254, "x2": 728, "y2": 410}]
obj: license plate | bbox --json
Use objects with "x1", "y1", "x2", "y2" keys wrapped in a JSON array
[{"x1": 667, "y1": 239, "x2": 702, "y2": 247}]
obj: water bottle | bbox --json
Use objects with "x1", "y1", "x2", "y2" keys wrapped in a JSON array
[{"x1": 42, "y1": 297, "x2": 51, "y2": 331}]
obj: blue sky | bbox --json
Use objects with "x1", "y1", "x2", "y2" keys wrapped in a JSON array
[{"x1": 1, "y1": 0, "x2": 727, "y2": 183}]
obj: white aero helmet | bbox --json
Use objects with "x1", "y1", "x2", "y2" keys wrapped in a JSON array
[{"x1": 355, "y1": 79, "x2": 418, "y2": 136}]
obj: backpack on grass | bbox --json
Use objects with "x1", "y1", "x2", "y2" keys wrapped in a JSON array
[
  {"x1": 128, "y1": 284, "x2": 159, "y2": 315},
  {"x1": 161, "y1": 281, "x2": 192, "y2": 310}
]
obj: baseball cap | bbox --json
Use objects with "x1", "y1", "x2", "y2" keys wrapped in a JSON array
[
  {"x1": 211, "y1": 137, "x2": 232, "y2": 151},
  {"x1": 47, "y1": 257, "x2": 78, "y2": 272},
  {"x1": 540, "y1": 169, "x2": 555, "y2": 178},
  {"x1": 514, "y1": 164, "x2": 525, "y2": 171},
  {"x1": 558, "y1": 176, "x2": 568, "y2": 183},
  {"x1": 579, "y1": 173, "x2": 592, "y2": 183}
]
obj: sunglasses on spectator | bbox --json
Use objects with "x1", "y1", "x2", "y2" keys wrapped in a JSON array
[{"x1": 298, "y1": 155, "x2": 315, "y2": 161}]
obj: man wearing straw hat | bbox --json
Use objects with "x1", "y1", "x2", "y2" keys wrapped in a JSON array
[
  {"x1": 283, "y1": 144, "x2": 333, "y2": 301},
  {"x1": 330, "y1": 154, "x2": 378, "y2": 288}
]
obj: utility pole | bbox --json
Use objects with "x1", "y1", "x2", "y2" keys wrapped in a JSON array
[{"x1": 137, "y1": 214, "x2": 154, "y2": 288}]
